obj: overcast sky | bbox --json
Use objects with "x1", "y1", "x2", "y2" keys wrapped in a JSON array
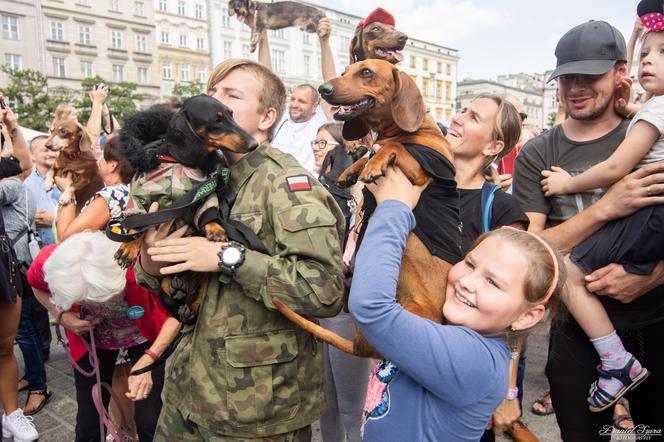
[{"x1": 315, "y1": 1, "x2": 637, "y2": 80}]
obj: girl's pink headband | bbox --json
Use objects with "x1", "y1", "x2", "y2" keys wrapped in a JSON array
[{"x1": 501, "y1": 226, "x2": 559, "y2": 304}]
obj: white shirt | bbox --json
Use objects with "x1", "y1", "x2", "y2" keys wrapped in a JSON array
[{"x1": 272, "y1": 108, "x2": 328, "y2": 174}]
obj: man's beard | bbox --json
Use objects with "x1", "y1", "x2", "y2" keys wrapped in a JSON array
[{"x1": 565, "y1": 94, "x2": 613, "y2": 121}]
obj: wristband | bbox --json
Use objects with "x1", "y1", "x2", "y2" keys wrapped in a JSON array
[
  {"x1": 144, "y1": 349, "x2": 159, "y2": 362},
  {"x1": 506, "y1": 387, "x2": 519, "y2": 401}
]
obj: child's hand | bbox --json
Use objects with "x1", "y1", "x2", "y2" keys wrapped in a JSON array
[
  {"x1": 367, "y1": 166, "x2": 428, "y2": 210},
  {"x1": 540, "y1": 166, "x2": 572, "y2": 196},
  {"x1": 614, "y1": 77, "x2": 633, "y2": 117},
  {"x1": 317, "y1": 17, "x2": 331, "y2": 40}
]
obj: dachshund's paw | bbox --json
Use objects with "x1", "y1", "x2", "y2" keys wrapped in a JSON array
[
  {"x1": 178, "y1": 304, "x2": 197, "y2": 325},
  {"x1": 169, "y1": 275, "x2": 190, "y2": 301},
  {"x1": 359, "y1": 161, "x2": 388, "y2": 183},
  {"x1": 44, "y1": 178, "x2": 54, "y2": 192},
  {"x1": 336, "y1": 170, "x2": 358, "y2": 189},
  {"x1": 204, "y1": 223, "x2": 227, "y2": 242},
  {"x1": 114, "y1": 249, "x2": 135, "y2": 269}
]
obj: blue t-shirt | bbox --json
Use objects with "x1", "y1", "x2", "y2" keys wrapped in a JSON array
[
  {"x1": 349, "y1": 200, "x2": 509, "y2": 442},
  {"x1": 24, "y1": 168, "x2": 61, "y2": 246}
]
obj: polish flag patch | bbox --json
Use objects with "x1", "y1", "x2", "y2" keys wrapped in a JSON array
[{"x1": 286, "y1": 175, "x2": 312, "y2": 192}]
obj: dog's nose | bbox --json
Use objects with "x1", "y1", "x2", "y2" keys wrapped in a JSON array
[
  {"x1": 398, "y1": 33, "x2": 407, "y2": 44},
  {"x1": 318, "y1": 83, "x2": 334, "y2": 98}
]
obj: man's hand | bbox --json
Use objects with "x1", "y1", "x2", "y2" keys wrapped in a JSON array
[
  {"x1": 60, "y1": 311, "x2": 101, "y2": 336},
  {"x1": 594, "y1": 162, "x2": 664, "y2": 221},
  {"x1": 498, "y1": 173, "x2": 512, "y2": 191},
  {"x1": 317, "y1": 17, "x2": 331, "y2": 40},
  {"x1": 487, "y1": 398, "x2": 521, "y2": 435},
  {"x1": 586, "y1": 262, "x2": 664, "y2": 303},
  {"x1": 148, "y1": 236, "x2": 223, "y2": 275},
  {"x1": 541, "y1": 166, "x2": 572, "y2": 196},
  {"x1": 35, "y1": 210, "x2": 54, "y2": 227},
  {"x1": 89, "y1": 83, "x2": 109, "y2": 106},
  {"x1": 127, "y1": 355, "x2": 154, "y2": 401}
]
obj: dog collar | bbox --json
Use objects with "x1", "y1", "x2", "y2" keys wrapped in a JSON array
[
  {"x1": 156, "y1": 154, "x2": 179, "y2": 163},
  {"x1": 62, "y1": 151, "x2": 97, "y2": 162}
]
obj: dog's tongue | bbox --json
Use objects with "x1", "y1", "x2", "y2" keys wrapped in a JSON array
[{"x1": 387, "y1": 50, "x2": 404, "y2": 62}]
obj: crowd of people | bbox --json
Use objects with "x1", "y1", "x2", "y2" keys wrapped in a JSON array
[{"x1": 1, "y1": 3, "x2": 664, "y2": 442}]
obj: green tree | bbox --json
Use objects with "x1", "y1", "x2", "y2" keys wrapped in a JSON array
[
  {"x1": 75, "y1": 76, "x2": 144, "y2": 124},
  {"x1": 547, "y1": 111, "x2": 557, "y2": 128},
  {"x1": 0, "y1": 66, "x2": 66, "y2": 131},
  {"x1": 172, "y1": 82, "x2": 203, "y2": 102}
]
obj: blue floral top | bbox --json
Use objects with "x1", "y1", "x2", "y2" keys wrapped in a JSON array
[{"x1": 83, "y1": 184, "x2": 129, "y2": 223}]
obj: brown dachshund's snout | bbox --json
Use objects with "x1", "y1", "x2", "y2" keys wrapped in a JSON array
[{"x1": 318, "y1": 83, "x2": 334, "y2": 99}]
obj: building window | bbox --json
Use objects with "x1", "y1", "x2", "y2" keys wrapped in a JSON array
[
  {"x1": 136, "y1": 34, "x2": 147, "y2": 52},
  {"x1": 137, "y1": 66, "x2": 148, "y2": 84},
  {"x1": 436, "y1": 80, "x2": 443, "y2": 100},
  {"x1": 178, "y1": 1, "x2": 185, "y2": 15},
  {"x1": 197, "y1": 65, "x2": 206, "y2": 84},
  {"x1": 180, "y1": 63, "x2": 190, "y2": 81},
  {"x1": 422, "y1": 77, "x2": 430, "y2": 97},
  {"x1": 195, "y1": 4, "x2": 203, "y2": 19},
  {"x1": 112, "y1": 64, "x2": 124, "y2": 81},
  {"x1": 179, "y1": 34, "x2": 187, "y2": 47},
  {"x1": 79, "y1": 26, "x2": 91, "y2": 45},
  {"x1": 302, "y1": 32, "x2": 310, "y2": 45},
  {"x1": 241, "y1": 44, "x2": 250, "y2": 59},
  {"x1": 78, "y1": 0, "x2": 91, "y2": 5},
  {"x1": 53, "y1": 57, "x2": 66, "y2": 77},
  {"x1": 270, "y1": 29, "x2": 286, "y2": 39},
  {"x1": 134, "y1": 1, "x2": 144, "y2": 16},
  {"x1": 160, "y1": 31, "x2": 170, "y2": 44},
  {"x1": 80, "y1": 60, "x2": 93, "y2": 78},
  {"x1": 196, "y1": 37, "x2": 204, "y2": 50},
  {"x1": 423, "y1": 58, "x2": 429, "y2": 71},
  {"x1": 2, "y1": 15, "x2": 19, "y2": 40},
  {"x1": 221, "y1": 8, "x2": 231, "y2": 27},
  {"x1": 162, "y1": 61, "x2": 172, "y2": 79},
  {"x1": 223, "y1": 41, "x2": 232, "y2": 59},
  {"x1": 110, "y1": 0, "x2": 120, "y2": 11},
  {"x1": 437, "y1": 61, "x2": 442, "y2": 74},
  {"x1": 50, "y1": 20, "x2": 64, "y2": 41},
  {"x1": 445, "y1": 80, "x2": 452, "y2": 101},
  {"x1": 446, "y1": 63, "x2": 452, "y2": 76},
  {"x1": 4, "y1": 54, "x2": 22, "y2": 70},
  {"x1": 303, "y1": 54, "x2": 310, "y2": 77},
  {"x1": 159, "y1": 0, "x2": 167, "y2": 12},
  {"x1": 338, "y1": 35, "x2": 350, "y2": 53},
  {"x1": 111, "y1": 31, "x2": 123, "y2": 49},
  {"x1": 272, "y1": 49, "x2": 285, "y2": 74},
  {"x1": 409, "y1": 55, "x2": 416, "y2": 69}
]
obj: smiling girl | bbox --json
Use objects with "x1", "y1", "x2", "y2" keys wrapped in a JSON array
[{"x1": 349, "y1": 166, "x2": 564, "y2": 441}]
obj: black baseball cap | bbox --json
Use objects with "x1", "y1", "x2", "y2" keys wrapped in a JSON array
[{"x1": 548, "y1": 20, "x2": 627, "y2": 82}]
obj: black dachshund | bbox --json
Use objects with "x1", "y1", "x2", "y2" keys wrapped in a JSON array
[{"x1": 113, "y1": 94, "x2": 258, "y2": 323}]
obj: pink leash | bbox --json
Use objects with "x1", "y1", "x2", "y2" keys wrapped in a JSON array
[{"x1": 55, "y1": 311, "x2": 135, "y2": 442}]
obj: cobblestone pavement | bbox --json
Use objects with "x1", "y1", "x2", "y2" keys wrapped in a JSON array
[{"x1": 3, "y1": 323, "x2": 625, "y2": 442}]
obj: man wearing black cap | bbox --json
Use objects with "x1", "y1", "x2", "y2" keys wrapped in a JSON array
[{"x1": 514, "y1": 20, "x2": 664, "y2": 441}]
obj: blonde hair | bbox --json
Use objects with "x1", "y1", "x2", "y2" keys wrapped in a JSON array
[
  {"x1": 473, "y1": 94, "x2": 522, "y2": 184},
  {"x1": 468, "y1": 228, "x2": 566, "y2": 335},
  {"x1": 207, "y1": 59, "x2": 286, "y2": 140},
  {"x1": 44, "y1": 231, "x2": 126, "y2": 310},
  {"x1": 51, "y1": 104, "x2": 77, "y2": 130}
]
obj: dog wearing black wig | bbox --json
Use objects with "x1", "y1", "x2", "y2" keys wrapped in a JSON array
[{"x1": 112, "y1": 94, "x2": 258, "y2": 323}]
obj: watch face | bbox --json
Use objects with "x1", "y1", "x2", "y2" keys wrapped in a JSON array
[{"x1": 222, "y1": 247, "x2": 242, "y2": 265}]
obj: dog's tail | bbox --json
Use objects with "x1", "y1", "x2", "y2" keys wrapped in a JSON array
[
  {"x1": 120, "y1": 105, "x2": 175, "y2": 174},
  {"x1": 271, "y1": 297, "x2": 355, "y2": 354}
]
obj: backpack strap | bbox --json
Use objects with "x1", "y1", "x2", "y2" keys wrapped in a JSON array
[{"x1": 480, "y1": 182, "x2": 500, "y2": 233}]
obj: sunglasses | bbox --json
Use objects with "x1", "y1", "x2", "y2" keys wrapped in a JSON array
[
  {"x1": 519, "y1": 112, "x2": 528, "y2": 122},
  {"x1": 310, "y1": 139, "x2": 339, "y2": 150}
]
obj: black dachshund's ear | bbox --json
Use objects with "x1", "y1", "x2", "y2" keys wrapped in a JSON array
[{"x1": 343, "y1": 118, "x2": 369, "y2": 140}]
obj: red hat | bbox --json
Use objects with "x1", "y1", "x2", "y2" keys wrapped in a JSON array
[{"x1": 356, "y1": 7, "x2": 396, "y2": 30}]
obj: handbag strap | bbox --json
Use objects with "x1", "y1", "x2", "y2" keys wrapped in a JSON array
[{"x1": 480, "y1": 182, "x2": 500, "y2": 233}]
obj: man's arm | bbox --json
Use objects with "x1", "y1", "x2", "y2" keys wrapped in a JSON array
[
  {"x1": 0, "y1": 97, "x2": 31, "y2": 172},
  {"x1": 317, "y1": 18, "x2": 335, "y2": 120}
]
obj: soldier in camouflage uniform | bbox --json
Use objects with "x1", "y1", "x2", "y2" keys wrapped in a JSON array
[{"x1": 135, "y1": 59, "x2": 346, "y2": 441}]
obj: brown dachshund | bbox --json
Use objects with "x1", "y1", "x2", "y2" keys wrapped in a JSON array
[
  {"x1": 273, "y1": 59, "x2": 457, "y2": 357},
  {"x1": 44, "y1": 120, "x2": 104, "y2": 214},
  {"x1": 228, "y1": 0, "x2": 325, "y2": 52},
  {"x1": 349, "y1": 8, "x2": 408, "y2": 64}
]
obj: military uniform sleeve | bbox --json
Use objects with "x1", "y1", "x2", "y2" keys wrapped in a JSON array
[
  {"x1": 513, "y1": 137, "x2": 551, "y2": 215},
  {"x1": 233, "y1": 170, "x2": 345, "y2": 318},
  {"x1": 133, "y1": 260, "x2": 162, "y2": 292}
]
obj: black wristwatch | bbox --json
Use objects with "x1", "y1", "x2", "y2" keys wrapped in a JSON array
[{"x1": 217, "y1": 241, "x2": 246, "y2": 280}]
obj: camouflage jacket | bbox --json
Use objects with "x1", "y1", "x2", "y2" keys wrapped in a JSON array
[{"x1": 135, "y1": 142, "x2": 346, "y2": 437}]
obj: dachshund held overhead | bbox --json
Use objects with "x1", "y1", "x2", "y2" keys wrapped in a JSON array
[
  {"x1": 273, "y1": 59, "x2": 461, "y2": 358},
  {"x1": 228, "y1": 0, "x2": 325, "y2": 52},
  {"x1": 349, "y1": 7, "x2": 408, "y2": 64},
  {"x1": 112, "y1": 94, "x2": 258, "y2": 324},
  {"x1": 44, "y1": 120, "x2": 104, "y2": 214}
]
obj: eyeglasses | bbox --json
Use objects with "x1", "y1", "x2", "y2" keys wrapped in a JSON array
[
  {"x1": 519, "y1": 112, "x2": 528, "y2": 122},
  {"x1": 310, "y1": 139, "x2": 339, "y2": 150}
]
